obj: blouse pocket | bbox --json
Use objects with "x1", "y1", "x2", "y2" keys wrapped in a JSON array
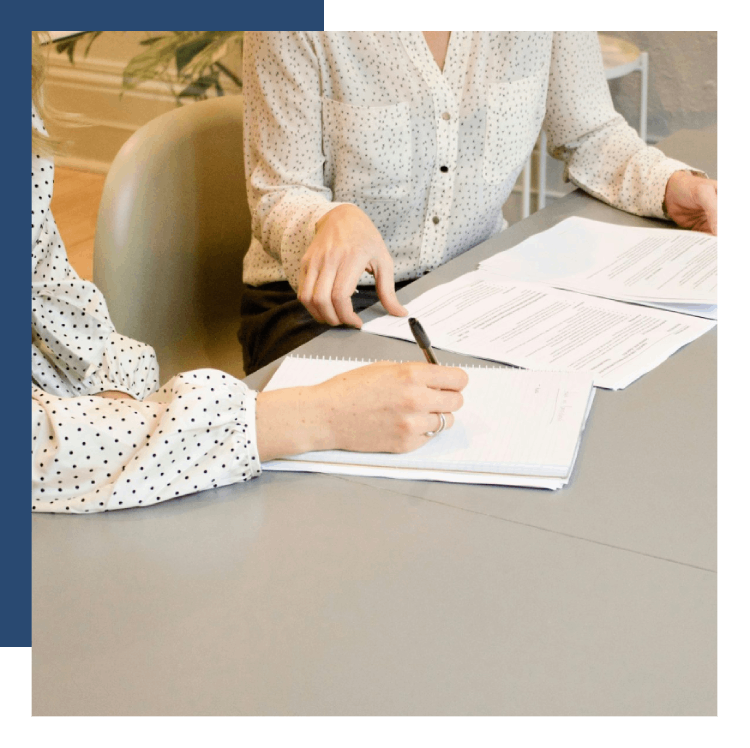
[
  {"x1": 483, "y1": 73, "x2": 547, "y2": 186},
  {"x1": 322, "y1": 97, "x2": 412, "y2": 202}
]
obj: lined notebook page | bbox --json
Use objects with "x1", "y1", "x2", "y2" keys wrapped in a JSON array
[{"x1": 263, "y1": 357, "x2": 595, "y2": 478}]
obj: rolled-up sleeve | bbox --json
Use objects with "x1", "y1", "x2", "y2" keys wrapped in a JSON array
[
  {"x1": 32, "y1": 370, "x2": 262, "y2": 514},
  {"x1": 544, "y1": 32, "x2": 702, "y2": 220}
]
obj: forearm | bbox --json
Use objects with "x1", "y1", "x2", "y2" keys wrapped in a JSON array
[
  {"x1": 253, "y1": 191, "x2": 348, "y2": 289},
  {"x1": 255, "y1": 386, "x2": 332, "y2": 460},
  {"x1": 545, "y1": 31, "x2": 701, "y2": 219},
  {"x1": 257, "y1": 361, "x2": 469, "y2": 459},
  {"x1": 561, "y1": 118, "x2": 699, "y2": 219}
]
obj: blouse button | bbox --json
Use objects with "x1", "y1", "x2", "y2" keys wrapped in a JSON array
[
  {"x1": 432, "y1": 216, "x2": 440, "y2": 225},
  {"x1": 440, "y1": 166, "x2": 449, "y2": 173},
  {"x1": 441, "y1": 112, "x2": 451, "y2": 121}
]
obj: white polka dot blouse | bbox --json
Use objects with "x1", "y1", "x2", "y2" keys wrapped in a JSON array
[
  {"x1": 32, "y1": 106, "x2": 262, "y2": 514},
  {"x1": 241, "y1": 31, "x2": 697, "y2": 291}
]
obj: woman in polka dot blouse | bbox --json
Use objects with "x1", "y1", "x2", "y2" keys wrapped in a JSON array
[
  {"x1": 31, "y1": 32, "x2": 468, "y2": 514},
  {"x1": 239, "y1": 31, "x2": 718, "y2": 373}
]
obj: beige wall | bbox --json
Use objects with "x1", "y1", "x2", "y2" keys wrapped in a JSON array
[
  {"x1": 600, "y1": 31, "x2": 717, "y2": 139},
  {"x1": 44, "y1": 32, "x2": 241, "y2": 172}
]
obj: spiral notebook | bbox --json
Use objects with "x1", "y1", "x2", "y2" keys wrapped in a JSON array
[{"x1": 261, "y1": 356, "x2": 596, "y2": 490}]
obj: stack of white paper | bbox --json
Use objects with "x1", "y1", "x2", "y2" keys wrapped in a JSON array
[
  {"x1": 262, "y1": 356, "x2": 596, "y2": 490},
  {"x1": 362, "y1": 271, "x2": 715, "y2": 390},
  {"x1": 478, "y1": 217, "x2": 717, "y2": 319},
  {"x1": 363, "y1": 218, "x2": 717, "y2": 389}
]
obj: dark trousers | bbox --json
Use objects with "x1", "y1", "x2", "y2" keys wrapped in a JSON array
[{"x1": 237, "y1": 280, "x2": 412, "y2": 375}]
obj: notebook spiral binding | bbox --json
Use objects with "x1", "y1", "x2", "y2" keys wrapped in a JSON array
[{"x1": 285, "y1": 354, "x2": 517, "y2": 371}]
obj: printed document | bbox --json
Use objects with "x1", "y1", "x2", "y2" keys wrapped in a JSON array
[
  {"x1": 362, "y1": 271, "x2": 715, "y2": 390},
  {"x1": 479, "y1": 217, "x2": 717, "y2": 318}
]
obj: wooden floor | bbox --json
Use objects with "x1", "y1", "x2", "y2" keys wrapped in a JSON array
[{"x1": 50, "y1": 166, "x2": 106, "y2": 281}]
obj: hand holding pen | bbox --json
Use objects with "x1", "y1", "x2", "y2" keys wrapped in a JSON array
[
  {"x1": 408, "y1": 317, "x2": 457, "y2": 437},
  {"x1": 408, "y1": 317, "x2": 440, "y2": 365}
]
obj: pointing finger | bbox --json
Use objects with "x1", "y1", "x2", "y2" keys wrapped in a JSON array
[
  {"x1": 696, "y1": 180, "x2": 718, "y2": 235},
  {"x1": 332, "y1": 259, "x2": 370, "y2": 328},
  {"x1": 372, "y1": 254, "x2": 408, "y2": 318},
  {"x1": 298, "y1": 262, "x2": 326, "y2": 323}
]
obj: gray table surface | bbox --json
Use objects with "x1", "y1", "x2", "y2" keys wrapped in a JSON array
[{"x1": 32, "y1": 128, "x2": 717, "y2": 716}]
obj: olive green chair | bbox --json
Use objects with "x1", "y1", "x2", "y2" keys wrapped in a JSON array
[{"x1": 93, "y1": 95, "x2": 251, "y2": 383}]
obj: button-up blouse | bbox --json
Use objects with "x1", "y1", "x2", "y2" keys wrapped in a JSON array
[
  {"x1": 242, "y1": 31, "x2": 695, "y2": 290},
  {"x1": 32, "y1": 107, "x2": 261, "y2": 513}
]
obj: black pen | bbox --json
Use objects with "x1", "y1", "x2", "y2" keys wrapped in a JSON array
[{"x1": 408, "y1": 317, "x2": 440, "y2": 365}]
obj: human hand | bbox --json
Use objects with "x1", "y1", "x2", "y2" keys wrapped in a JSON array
[
  {"x1": 298, "y1": 204, "x2": 408, "y2": 328},
  {"x1": 255, "y1": 361, "x2": 469, "y2": 460},
  {"x1": 313, "y1": 361, "x2": 469, "y2": 453},
  {"x1": 664, "y1": 171, "x2": 717, "y2": 235},
  {"x1": 94, "y1": 391, "x2": 135, "y2": 400}
]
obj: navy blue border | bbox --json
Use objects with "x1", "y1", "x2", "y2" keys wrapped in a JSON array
[{"x1": 10, "y1": 9, "x2": 324, "y2": 649}]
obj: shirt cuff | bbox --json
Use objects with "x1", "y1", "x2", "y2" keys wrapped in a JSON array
[
  {"x1": 306, "y1": 201, "x2": 356, "y2": 236},
  {"x1": 650, "y1": 158, "x2": 708, "y2": 221},
  {"x1": 280, "y1": 200, "x2": 355, "y2": 290},
  {"x1": 244, "y1": 387, "x2": 263, "y2": 477}
]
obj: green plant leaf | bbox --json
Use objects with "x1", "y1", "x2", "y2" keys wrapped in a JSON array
[
  {"x1": 175, "y1": 37, "x2": 213, "y2": 73},
  {"x1": 178, "y1": 74, "x2": 217, "y2": 98},
  {"x1": 54, "y1": 31, "x2": 102, "y2": 63},
  {"x1": 55, "y1": 38, "x2": 78, "y2": 63},
  {"x1": 122, "y1": 35, "x2": 184, "y2": 90},
  {"x1": 215, "y1": 60, "x2": 242, "y2": 88},
  {"x1": 60, "y1": 31, "x2": 245, "y2": 103},
  {"x1": 83, "y1": 31, "x2": 104, "y2": 57}
]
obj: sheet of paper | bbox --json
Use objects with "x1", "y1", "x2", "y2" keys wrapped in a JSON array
[
  {"x1": 633, "y1": 300, "x2": 716, "y2": 320},
  {"x1": 479, "y1": 217, "x2": 717, "y2": 306},
  {"x1": 267, "y1": 385, "x2": 595, "y2": 490},
  {"x1": 262, "y1": 356, "x2": 595, "y2": 479},
  {"x1": 362, "y1": 271, "x2": 715, "y2": 390},
  {"x1": 262, "y1": 460, "x2": 566, "y2": 490}
]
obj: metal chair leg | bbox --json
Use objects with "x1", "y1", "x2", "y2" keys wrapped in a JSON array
[
  {"x1": 521, "y1": 158, "x2": 531, "y2": 219},
  {"x1": 538, "y1": 131, "x2": 547, "y2": 211},
  {"x1": 639, "y1": 51, "x2": 649, "y2": 142}
]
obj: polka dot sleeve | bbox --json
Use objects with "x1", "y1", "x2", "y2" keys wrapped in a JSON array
[
  {"x1": 32, "y1": 369, "x2": 262, "y2": 513},
  {"x1": 32, "y1": 104, "x2": 159, "y2": 400}
]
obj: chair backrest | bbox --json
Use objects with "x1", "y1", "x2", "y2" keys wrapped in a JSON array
[{"x1": 93, "y1": 95, "x2": 251, "y2": 383}]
